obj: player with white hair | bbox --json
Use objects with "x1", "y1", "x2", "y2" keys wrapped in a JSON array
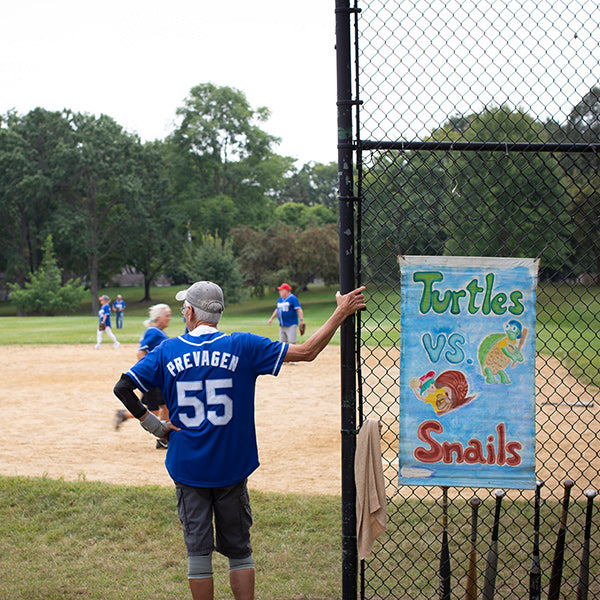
[{"x1": 114, "y1": 303, "x2": 172, "y2": 441}]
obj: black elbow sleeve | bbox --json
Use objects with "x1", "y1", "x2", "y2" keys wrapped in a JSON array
[{"x1": 113, "y1": 373, "x2": 147, "y2": 419}]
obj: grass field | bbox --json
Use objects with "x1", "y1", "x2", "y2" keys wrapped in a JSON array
[
  {"x1": 0, "y1": 476, "x2": 342, "y2": 600},
  {"x1": 1, "y1": 281, "x2": 599, "y2": 598},
  {"x1": 2, "y1": 281, "x2": 600, "y2": 388},
  {"x1": 0, "y1": 284, "x2": 342, "y2": 344},
  {"x1": 0, "y1": 284, "x2": 347, "y2": 599},
  {"x1": 1, "y1": 476, "x2": 596, "y2": 600},
  {"x1": 358, "y1": 281, "x2": 600, "y2": 390}
]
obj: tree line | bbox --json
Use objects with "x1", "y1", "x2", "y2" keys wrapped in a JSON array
[
  {"x1": 0, "y1": 83, "x2": 339, "y2": 313},
  {"x1": 361, "y1": 88, "x2": 600, "y2": 285},
  {"x1": 2, "y1": 83, "x2": 599, "y2": 314}
]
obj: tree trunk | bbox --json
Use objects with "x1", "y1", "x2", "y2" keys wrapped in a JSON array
[
  {"x1": 143, "y1": 276, "x2": 152, "y2": 302},
  {"x1": 89, "y1": 256, "x2": 100, "y2": 316}
]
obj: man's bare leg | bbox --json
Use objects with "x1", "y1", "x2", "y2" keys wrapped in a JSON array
[
  {"x1": 230, "y1": 568, "x2": 255, "y2": 600},
  {"x1": 189, "y1": 577, "x2": 214, "y2": 600}
]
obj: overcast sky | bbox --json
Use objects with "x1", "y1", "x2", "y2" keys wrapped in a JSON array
[{"x1": 1, "y1": 0, "x2": 338, "y2": 166}]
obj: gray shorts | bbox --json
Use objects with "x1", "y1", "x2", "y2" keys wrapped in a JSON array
[
  {"x1": 279, "y1": 325, "x2": 297, "y2": 343},
  {"x1": 175, "y1": 479, "x2": 253, "y2": 558}
]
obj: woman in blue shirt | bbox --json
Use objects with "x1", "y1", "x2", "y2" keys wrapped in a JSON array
[
  {"x1": 114, "y1": 303, "x2": 171, "y2": 444},
  {"x1": 95, "y1": 295, "x2": 119, "y2": 349}
]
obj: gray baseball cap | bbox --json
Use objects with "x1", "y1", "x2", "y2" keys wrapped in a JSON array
[{"x1": 175, "y1": 281, "x2": 224, "y2": 314}]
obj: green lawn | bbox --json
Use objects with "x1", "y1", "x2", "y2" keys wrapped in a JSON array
[
  {"x1": 0, "y1": 476, "x2": 342, "y2": 600},
  {"x1": 1, "y1": 476, "x2": 595, "y2": 600},
  {"x1": 535, "y1": 281, "x2": 600, "y2": 388},
  {"x1": 2, "y1": 283, "x2": 599, "y2": 598},
  {"x1": 2, "y1": 281, "x2": 600, "y2": 388},
  {"x1": 0, "y1": 284, "x2": 343, "y2": 344},
  {"x1": 359, "y1": 281, "x2": 600, "y2": 389}
]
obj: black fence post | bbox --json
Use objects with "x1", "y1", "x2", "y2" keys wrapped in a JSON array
[{"x1": 336, "y1": 1, "x2": 358, "y2": 599}]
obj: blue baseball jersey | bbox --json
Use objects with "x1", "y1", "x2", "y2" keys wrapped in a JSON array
[
  {"x1": 138, "y1": 326, "x2": 168, "y2": 353},
  {"x1": 276, "y1": 294, "x2": 301, "y2": 327},
  {"x1": 98, "y1": 304, "x2": 112, "y2": 328},
  {"x1": 113, "y1": 299, "x2": 126, "y2": 312},
  {"x1": 127, "y1": 328, "x2": 288, "y2": 487}
]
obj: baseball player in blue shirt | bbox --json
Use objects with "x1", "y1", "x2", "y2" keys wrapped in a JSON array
[
  {"x1": 95, "y1": 295, "x2": 119, "y2": 349},
  {"x1": 268, "y1": 282, "x2": 304, "y2": 343},
  {"x1": 112, "y1": 294, "x2": 126, "y2": 329},
  {"x1": 114, "y1": 303, "x2": 172, "y2": 438},
  {"x1": 113, "y1": 280, "x2": 366, "y2": 600}
]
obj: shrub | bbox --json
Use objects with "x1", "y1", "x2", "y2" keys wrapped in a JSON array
[
  {"x1": 181, "y1": 234, "x2": 246, "y2": 304},
  {"x1": 8, "y1": 235, "x2": 87, "y2": 315}
]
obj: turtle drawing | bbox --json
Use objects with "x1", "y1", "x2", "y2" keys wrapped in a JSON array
[{"x1": 478, "y1": 320, "x2": 527, "y2": 384}]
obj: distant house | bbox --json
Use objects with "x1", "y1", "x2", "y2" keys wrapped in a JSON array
[{"x1": 111, "y1": 268, "x2": 172, "y2": 287}]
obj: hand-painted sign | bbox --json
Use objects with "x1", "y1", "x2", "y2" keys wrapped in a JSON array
[{"x1": 398, "y1": 256, "x2": 538, "y2": 489}]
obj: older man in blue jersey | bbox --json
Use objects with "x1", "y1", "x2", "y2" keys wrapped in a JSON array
[
  {"x1": 268, "y1": 282, "x2": 304, "y2": 343},
  {"x1": 113, "y1": 280, "x2": 366, "y2": 600}
]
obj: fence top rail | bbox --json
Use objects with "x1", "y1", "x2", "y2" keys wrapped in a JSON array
[{"x1": 359, "y1": 140, "x2": 600, "y2": 153}]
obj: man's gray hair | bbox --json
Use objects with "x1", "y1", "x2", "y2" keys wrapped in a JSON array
[
  {"x1": 176, "y1": 281, "x2": 224, "y2": 325},
  {"x1": 186, "y1": 301, "x2": 222, "y2": 324}
]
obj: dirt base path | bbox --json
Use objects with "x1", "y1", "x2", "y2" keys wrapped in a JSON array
[
  {"x1": 1, "y1": 344, "x2": 343, "y2": 495},
  {"x1": 2, "y1": 344, "x2": 598, "y2": 497}
]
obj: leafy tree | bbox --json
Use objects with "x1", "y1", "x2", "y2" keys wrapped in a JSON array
[
  {"x1": 0, "y1": 108, "x2": 75, "y2": 285},
  {"x1": 179, "y1": 192, "x2": 240, "y2": 241},
  {"x1": 228, "y1": 226, "x2": 269, "y2": 296},
  {"x1": 360, "y1": 106, "x2": 573, "y2": 283},
  {"x1": 360, "y1": 150, "x2": 449, "y2": 284},
  {"x1": 432, "y1": 107, "x2": 572, "y2": 272},
  {"x1": 118, "y1": 141, "x2": 180, "y2": 301},
  {"x1": 181, "y1": 235, "x2": 246, "y2": 304},
  {"x1": 273, "y1": 202, "x2": 336, "y2": 228},
  {"x1": 231, "y1": 223, "x2": 338, "y2": 295},
  {"x1": 555, "y1": 87, "x2": 600, "y2": 176},
  {"x1": 169, "y1": 83, "x2": 293, "y2": 233},
  {"x1": 554, "y1": 88, "x2": 600, "y2": 278},
  {"x1": 0, "y1": 109, "x2": 182, "y2": 308},
  {"x1": 568, "y1": 173, "x2": 600, "y2": 278},
  {"x1": 49, "y1": 112, "x2": 150, "y2": 313},
  {"x1": 294, "y1": 225, "x2": 339, "y2": 288},
  {"x1": 8, "y1": 235, "x2": 86, "y2": 315},
  {"x1": 278, "y1": 161, "x2": 338, "y2": 209}
]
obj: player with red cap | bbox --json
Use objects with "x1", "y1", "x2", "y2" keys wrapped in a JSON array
[{"x1": 268, "y1": 282, "x2": 304, "y2": 343}]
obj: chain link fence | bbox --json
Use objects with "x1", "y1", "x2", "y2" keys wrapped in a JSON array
[{"x1": 336, "y1": 0, "x2": 600, "y2": 598}]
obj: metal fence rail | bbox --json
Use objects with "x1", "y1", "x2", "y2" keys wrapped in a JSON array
[{"x1": 336, "y1": 1, "x2": 600, "y2": 598}]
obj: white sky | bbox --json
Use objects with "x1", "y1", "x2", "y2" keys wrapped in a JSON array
[{"x1": 1, "y1": 0, "x2": 338, "y2": 166}]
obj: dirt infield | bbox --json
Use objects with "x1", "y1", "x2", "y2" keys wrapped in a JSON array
[
  {"x1": 1, "y1": 344, "x2": 343, "y2": 495},
  {"x1": 2, "y1": 344, "x2": 598, "y2": 497}
]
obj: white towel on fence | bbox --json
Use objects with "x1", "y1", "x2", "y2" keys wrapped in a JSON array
[{"x1": 355, "y1": 418, "x2": 387, "y2": 559}]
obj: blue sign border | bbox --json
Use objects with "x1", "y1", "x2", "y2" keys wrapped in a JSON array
[{"x1": 398, "y1": 256, "x2": 538, "y2": 489}]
